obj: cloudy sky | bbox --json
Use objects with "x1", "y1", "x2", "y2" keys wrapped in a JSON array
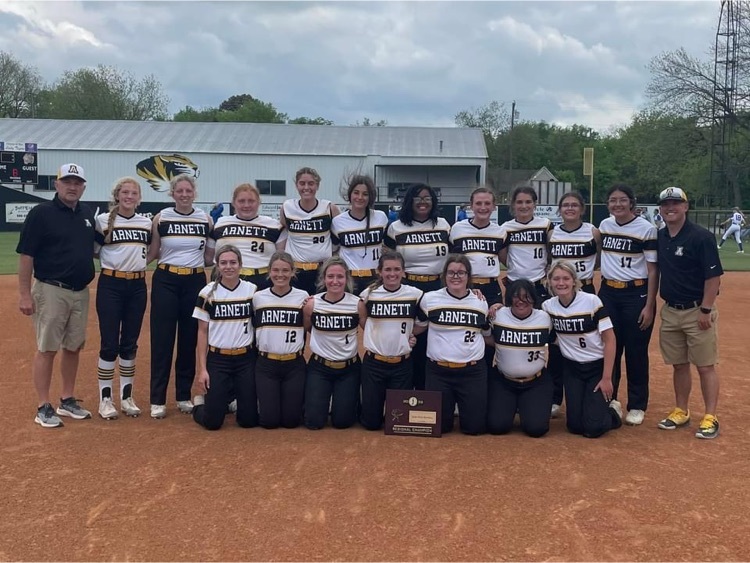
[{"x1": 0, "y1": 0, "x2": 719, "y2": 131}]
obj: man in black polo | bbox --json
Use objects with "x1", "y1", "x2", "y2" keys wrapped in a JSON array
[
  {"x1": 656, "y1": 186, "x2": 722, "y2": 439},
  {"x1": 17, "y1": 163, "x2": 96, "y2": 428}
]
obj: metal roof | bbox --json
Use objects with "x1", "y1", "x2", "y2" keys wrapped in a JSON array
[{"x1": 0, "y1": 119, "x2": 487, "y2": 159}]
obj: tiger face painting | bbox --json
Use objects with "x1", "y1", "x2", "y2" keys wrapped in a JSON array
[{"x1": 136, "y1": 154, "x2": 200, "y2": 192}]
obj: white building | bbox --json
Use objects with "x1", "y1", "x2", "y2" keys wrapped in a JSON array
[{"x1": 0, "y1": 119, "x2": 487, "y2": 217}]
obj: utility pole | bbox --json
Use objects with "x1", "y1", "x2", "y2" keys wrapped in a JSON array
[{"x1": 509, "y1": 100, "x2": 516, "y2": 177}]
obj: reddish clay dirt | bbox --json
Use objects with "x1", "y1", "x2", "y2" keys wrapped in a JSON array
[{"x1": 1, "y1": 273, "x2": 749, "y2": 561}]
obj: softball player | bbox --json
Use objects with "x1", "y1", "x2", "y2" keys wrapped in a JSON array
[
  {"x1": 303, "y1": 257, "x2": 366, "y2": 430},
  {"x1": 94, "y1": 177, "x2": 151, "y2": 420},
  {"x1": 359, "y1": 250, "x2": 425, "y2": 430},
  {"x1": 253, "y1": 251, "x2": 308, "y2": 429},
  {"x1": 542, "y1": 260, "x2": 623, "y2": 438},
  {"x1": 279, "y1": 167, "x2": 341, "y2": 296},
  {"x1": 192, "y1": 245, "x2": 258, "y2": 430},
  {"x1": 717, "y1": 207, "x2": 745, "y2": 253},
  {"x1": 547, "y1": 191, "x2": 601, "y2": 417},
  {"x1": 148, "y1": 174, "x2": 213, "y2": 419},
  {"x1": 331, "y1": 175, "x2": 388, "y2": 295},
  {"x1": 385, "y1": 183, "x2": 450, "y2": 390},
  {"x1": 499, "y1": 186, "x2": 553, "y2": 301},
  {"x1": 209, "y1": 183, "x2": 287, "y2": 290},
  {"x1": 598, "y1": 184, "x2": 657, "y2": 426},
  {"x1": 420, "y1": 254, "x2": 490, "y2": 435},
  {"x1": 486, "y1": 279, "x2": 553, "y2": 437}
]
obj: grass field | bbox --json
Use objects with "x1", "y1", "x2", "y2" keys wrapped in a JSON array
[{"x1": 2, "y1": 230, "x2": 750, "y2": 275}]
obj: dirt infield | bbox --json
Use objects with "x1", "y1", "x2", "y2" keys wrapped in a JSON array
[{"x1": 1, "y1": 273, "x2": 749, "y2": 561}]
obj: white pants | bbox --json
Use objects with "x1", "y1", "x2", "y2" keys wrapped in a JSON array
[{"x1": 723, "y1": 224, "x2": 741, "y2": 244}]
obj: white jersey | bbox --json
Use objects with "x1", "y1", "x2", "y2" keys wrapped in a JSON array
[
  {"x1": 501, "y1": 217, "x2": 553, "y2": 282},
  {"x1": 731, "y1": 212, "x2": 744, "y2": 226},
  {"x1": 95, "y1": 212, "x2": 152, "y2": 272},
  {"x1": 157, "y1": 207, "x2": 210, "y2": 269},
  {"x1": 449, "y1": 219, "x2": 505, "y2": 278},
  {"x1": 282, "y1": 199, "x2": 334, "y2": 263},
  {"x1": 331, "y1": 209, "x2": 388, "y2": 271},
  {"x1": 253, "y1": 287, "x2": 308, "y2": 355},
  {"x1": 548, "y1": 222, "x2": 598, "y2": 281},
  {"x1": 542, "y1": 292, "x2": 613, "y2": 363},
  {"x1": 599, "y1": 216, "x2": 657, "y2": 281},
  {"x1": 210, "y1": 215, "x2": 287, "y2": 270},
  {"x1": 491, "y1": 307, "x2": 552, "y2": 379},
  {"x1": 193, "y1": 280, "x2": 257, "y2": 349},
  {"x1": 385, "y1": 218, "x2": 451, "y2": 276},
  {"x1": 309, "y1": 292, "x2": 360, "y2": 361},
  {"x1": 360, "y1": 283, "x2": 425, "y2": 357},
  {"x1": 419, "y1": 288, "x2": 490, "y2": 363}
]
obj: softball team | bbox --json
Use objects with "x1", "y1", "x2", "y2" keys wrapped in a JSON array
[
  {"x1": 94, "y1": 178, "x2": 151, "y2": 419},
  {"x1": 280, "y1": 167, "x2": 340, "y2": 295},
  {"x1": 598, "y1": 184, "x2": 657, "y2": 426},
  {"x1": 331, "y1": 175, "x2": 388, "y2": 295},
  {"x1": 148, "y1": 174, "x2": 212, "y2": 419},
  {"x1": 717, "y1": 207, "x2": 745, "y2": 253},
  {"x1": 192, "y1": 245, "x2": 258, "y2": 430},
  {"x1": 252, "y1": 252, "x2": 308, "y2": 429}
]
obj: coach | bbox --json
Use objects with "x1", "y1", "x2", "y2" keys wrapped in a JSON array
[
  {"x1": 17, "y1": 163, "x2": 96, "y2": 428},
  {"x1": 656, "y1": 187, "x2": 722, "y2": 439}
]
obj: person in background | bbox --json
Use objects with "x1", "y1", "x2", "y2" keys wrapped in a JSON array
[
  {"x1": 17, "y1": 163, "x2": 96, "y2": 428},
  {"x1": 717, "y1": 206, "x2": 745, "y2": 254},
  {"x1": 210, "y1": 202, "x2": 224, "y2": 223},
  {"x1": 457, "y1": 204, "x2": 468, "y2": 222},
  {"x1": 656, "y1": 187, "x2": 723, "y2": 439}
]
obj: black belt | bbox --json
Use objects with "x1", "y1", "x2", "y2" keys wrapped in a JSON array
[
  {"x1": 38, "y1": 279, "x2": 87, "y2": 292},
  {"x1": 666, "y1": 300, "x2": 701, "y2": 310}
]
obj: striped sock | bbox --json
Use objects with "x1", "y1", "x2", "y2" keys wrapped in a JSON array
[
  {"x1": 119, "y1": 358, "x2": 136, "y2": 400},
  {"x1": 98, "y1": 359, "x2": 116, "y2": 399}
]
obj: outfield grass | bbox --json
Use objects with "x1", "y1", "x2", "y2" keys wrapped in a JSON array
[{"x1": 1, "y1": 231, "x2": 748, "y2": 275}]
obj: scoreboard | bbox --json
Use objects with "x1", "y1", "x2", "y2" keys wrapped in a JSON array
[{"x1": 0, "y1": 142, "x2": 38, "y2": 185}]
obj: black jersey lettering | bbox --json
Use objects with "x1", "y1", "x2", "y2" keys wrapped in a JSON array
[
  {"x1": 109, "y1": 228, "x2": 151, "y2": 244},
  {"x1": 208, "y1": 300, "x2": 253, "y2": 320},
  {"x1": 551, "y1": 314, "x2": 597, "y2": 334},
  {"x1": 312, "y1": 312, "x2": 359, "y2": 331},
  {"x1": 287, "y1": 217, "x2": 331, "y2": 234},
  {"x1": 507, "y1": 230, "x2": 547, "y2": 244},
  {"x1": 456, "y1": 238, "x2": 499, "y2": 253},
  {"x1": 160, "y1": 221, "x2": 208, "y2": 237},
  {"x1": 340, "y1": 229, "x2": 383, "y2": 247},
  {"x1": 430, "y1": 308, "x2": 485, "y2": 327},
  {"x1": 366, "y1": 301, "x2": 416, "y2": 318},
  {"x1": 493, "y1": 326, "x2": 549, "y2": 347},
  {"x1": 255, "y1": 308, "x2": 303, "y2": 327}
]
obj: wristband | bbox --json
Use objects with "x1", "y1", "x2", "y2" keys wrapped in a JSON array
[{"x1": 699, "y1": 306, "x2": 712, "y2": 314}]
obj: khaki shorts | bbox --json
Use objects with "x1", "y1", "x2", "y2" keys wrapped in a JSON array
[
  {"x1": 31, "y1": 281, "x2": 90, "y2": 353},
  {"x1": 659, "y1": 305, "x2": 718, "y2": 367}
]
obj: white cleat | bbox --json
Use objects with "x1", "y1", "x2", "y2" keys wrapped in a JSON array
[
  {"x1": 150, "y1": 404, "x2": 167, "y2": 419},
  {"x1": 177, "y1": 400, "x2": 194, "y2": 414},
  {"x1": 609, "y1": 399, "x2": 623, "y2": 423},
  {"x1": 98, "y1": 398, "x2": 118, "y2": 420},
  {"x1": 625, "y1": 409, "x2": 645, "y2": 426},
  {"x1": 550, "y1": 403, "x2": 561, "y2": 418},
  {"x1": 227, "y1": 399, "x2": 237, "y2": 413},
  {"x1": 121, "y1": 397, "x2": 141, "y2": 417}
]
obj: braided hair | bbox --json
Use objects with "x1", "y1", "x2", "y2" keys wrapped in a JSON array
[{"x1": 104, "y1": 177, "x2": 142, "y2": 244}]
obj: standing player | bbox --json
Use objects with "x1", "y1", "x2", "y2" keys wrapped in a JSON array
[
  {"x1": 192, "y1": 245, "x2": 258, "y2": 430},
  {"x1": 486, "y1": 280, "x2": 553, "y2": 437},
  {"x1": 420, "y1": 254, "x2": 490, "y2": 435},
  {"x1": 210, "y1": 183, "x2": 287, "y2": 290},
  {"x1": 331, "y1": 175, "x2": 388, "y2": 295},
  {"x1": 598, "y1": 184, "x2": 658, "y2": 427},
  {"x1": 499, "y1": 186, "x2": 553, "y2": 301},
  {"x1": 717, "y1": 207, "x2": 745, "y2": 253},
  {"x1": 359, "y1": 250, "x2": 425, "y2": 430},
  {"x1": 542, "y1": 261, "x2": 623, "y2": 438},
  {"x1": 303, "y1": 257, "x2": 366, "y2": 430},
  {"x1": 385, "y1": 183, "x2": 451, "y2": 389},
  {"x1": 94, "y1": 177, "x2": 151, "y2": 419},
  {"x1": 547, "y1": 191, "x2": 600, "y2": 417},
  {"x1": 253, "y1": 251, "x2": 308, "y2": 429},
  {"x1": 280, "y1": 167, "x2": 341, "y2": 295},
  {"x1": 148, "y1": 174, "x2": 213, "y2": 419}
]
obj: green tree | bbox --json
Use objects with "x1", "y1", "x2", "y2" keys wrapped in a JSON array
[
  {"x1": 172, "y1": 105, "x2": 219, "y2": 122},
  {"x1": 0, "y1": 51, "x2": 43, "y2": 118},
  {"x1": 289, "y1": 116, "x2": 334, "y2": 125}
]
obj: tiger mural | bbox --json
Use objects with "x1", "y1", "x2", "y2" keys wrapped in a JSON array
[{"x1": 136, "y1": 154, "x2": 200, "y2": 192}]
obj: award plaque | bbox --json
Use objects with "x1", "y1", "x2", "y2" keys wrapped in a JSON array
[{"x1": 384, "y1": 389, "x2": 442, "y2": 437}]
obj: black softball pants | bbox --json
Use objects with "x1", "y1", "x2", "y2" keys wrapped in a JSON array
[
  {"x1": 193, "y1": 350, "x2": 258, "y2": 430},
  {"x1": 562, "y1": 357, "x2": 622, "y2": 438},
  {"x1": 150, "y1": 268, "x2": 206, "y2": 405},
  {"x1": 598, "y1": 284, "x2": 653, "y2": 412},
  {"x1": 292, "y1": 268, "x2": 320, "y2": 297},
  {"x1": 487, "y1": 369, "x2": 552, "y2": 437},
  {"x1": 360, "y1": 353, "x2": 413, "y2": 430},
  {"x1": 403, "y1": 277, "x2": 442, "y2": 390},
  {"x1": 304, "y1": 357, "x2": 361, "y2": 430},
  {"x1": 96, "y1": 275, "x2": 147, "y2": 362},
  {"x1": 426, "y1": 360, "x2": 487, "y2": 435},
  {"x1": 255, "y1": 355, "x2": 305, "y2": 428}
]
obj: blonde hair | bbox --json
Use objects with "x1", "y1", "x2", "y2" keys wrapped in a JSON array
[
  {"x1": 207, "y1": 245, "x2": 243, "y2": 304},
  {"x1": 316, "y1": 256, "x2": 353, "y2": 293},
  {"x1": 233, "y1": 183, "x2": 261, "y2": 203},
  {"x1": 104, "y1": 177, "x2": 142, "y2": 244},
  {"x1": 546, "y1": 260, "x2": 582, "y2": 295},
  {"x1": 169, "y1": 174, "x2": 197, "y2": 197},
  {"x1": 267, "y1": 251, "x2": 297, "y2": 283},
  {"x1": 295, "y1": 167, "x2": 321, "y2": 185}
]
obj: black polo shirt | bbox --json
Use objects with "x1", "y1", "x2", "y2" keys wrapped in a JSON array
[
  {"x1": 658, "y1": 219, "x2": 723, "y2": 305},
  {"x1": 16, "y1": 195, "x2": 96, "y2": 290}
]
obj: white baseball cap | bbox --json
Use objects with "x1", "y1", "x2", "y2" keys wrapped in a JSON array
[
  {"x1": 658, "y1": 186, "x2": 688, "y2": 204},
  {"x1": 57, "y1": 163, "x2": 86, "y2": 181}
]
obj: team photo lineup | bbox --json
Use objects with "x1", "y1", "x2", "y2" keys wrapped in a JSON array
[{"x1": 17, "y1": 163, "x2": 723, "y2": 440}]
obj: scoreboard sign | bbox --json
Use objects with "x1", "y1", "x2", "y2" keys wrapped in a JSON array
[{"x1": 0, "y1": 142, "x2": 38, "y2": 185}]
